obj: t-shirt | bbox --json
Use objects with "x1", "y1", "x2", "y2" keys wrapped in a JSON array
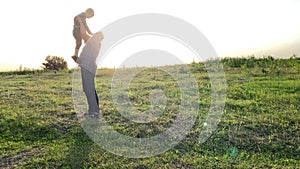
[
  {"x1": 77, "y1": 32, "x2": 103, "y2": 75},
  {"x1": 73, "y1": 12, "x2": 92, "y2": 35}
]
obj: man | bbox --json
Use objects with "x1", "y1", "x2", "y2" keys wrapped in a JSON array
[{"x1": 77, "y1": 32, "x2": 104, "y2": 118}]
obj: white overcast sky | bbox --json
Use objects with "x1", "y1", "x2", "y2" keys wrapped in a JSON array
[{"x1": 0, "y1": 0, "x2": 299, "y2": 71}]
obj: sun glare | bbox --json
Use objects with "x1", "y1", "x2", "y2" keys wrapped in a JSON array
[
  {"x1": 0, "y1": 0, "x2": 299, "y2": 71},
  {"x1": 100, "y1": 34, "x2": 199, "y2": 68}
]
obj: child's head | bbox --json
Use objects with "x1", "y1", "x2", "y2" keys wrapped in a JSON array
[{"x1": 85, "y1": 8, "x2": 94, "y2": 18}]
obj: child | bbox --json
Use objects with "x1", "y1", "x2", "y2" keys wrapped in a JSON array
[{"x1": 72, "y1": 8, "x2": 94, "y2": 62}]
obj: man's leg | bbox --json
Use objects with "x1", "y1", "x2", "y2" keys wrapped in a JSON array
[
  {"x1": 81, "y1": 68, "x2": 100, "y2": 114},
  {"x1": 95, "y1": 90, "x2": 99, "y2": 106}
]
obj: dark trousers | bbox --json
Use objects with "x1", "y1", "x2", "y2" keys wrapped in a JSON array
[{"x1": 81, "y1": 68, "x2": 99, "y2": 113}]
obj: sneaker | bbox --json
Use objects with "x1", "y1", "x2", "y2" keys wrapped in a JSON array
[
  {"x1": 72, "y1": 55, "x2": 78, "y2": 62},
  {"x1": 84, "y1": 112, "x2": 100, "y2": 119}
]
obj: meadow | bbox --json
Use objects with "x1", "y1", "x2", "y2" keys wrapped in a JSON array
[{"x1": 0, "y1": 57, "x2": 299, "y2": 168}]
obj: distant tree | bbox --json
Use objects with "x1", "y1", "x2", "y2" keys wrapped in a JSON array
[
  {"x1": 42, "y1": 55, "x2": 68, "y2": 70},
  {"x1": 291, "y1": 54, "x2": 297, "y2": 59}
]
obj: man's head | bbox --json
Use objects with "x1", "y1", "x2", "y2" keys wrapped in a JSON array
[
  {"x1": 95, "y1": 32, "x2": 104, "y2": 42},
  {"x1": 85, "y1": 8, "x2": 94, "y2": 18},
  {"x1": 86, "y1": 32, "x2": 104, "y2": 47}
]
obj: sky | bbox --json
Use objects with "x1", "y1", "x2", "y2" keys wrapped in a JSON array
[{"x1": 0, "y1": 0, "x2": 299, "y2": 71}]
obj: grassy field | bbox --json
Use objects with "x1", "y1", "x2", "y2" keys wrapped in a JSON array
[{"x1": 0, "y1": 57, "x2": 299, "y2": 168}]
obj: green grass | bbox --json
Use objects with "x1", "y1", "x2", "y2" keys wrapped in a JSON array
[{"x1": 0, "y1": 57, "x2": 299, "y2": 168}]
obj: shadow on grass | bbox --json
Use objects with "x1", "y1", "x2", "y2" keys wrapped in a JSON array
[
  {"x1": 63, "y1": 127, "x2": 94, "y2": 168},
  {"x1": 0, "y1": 117, "x2": 68, "y2": 167}
]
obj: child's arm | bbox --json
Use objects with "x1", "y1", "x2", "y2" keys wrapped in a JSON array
[
  {"x1": 76, "y1": 17, "x2": 91, "y2": 42},
  {"x1": 82, "y1": 18, "x2": 93, "y2": 35},
  {"x1": 76, "y1": 16, "x2": 93, "y2": 35}
]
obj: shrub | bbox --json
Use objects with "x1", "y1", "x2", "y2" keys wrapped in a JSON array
[{"x1": 42, "y1": 55, "x2": 68, "y2": 70}]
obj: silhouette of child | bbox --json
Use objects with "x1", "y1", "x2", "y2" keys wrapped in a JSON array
[{"x1": 72, "y1": 8, "x2": 94, "y2": 62}]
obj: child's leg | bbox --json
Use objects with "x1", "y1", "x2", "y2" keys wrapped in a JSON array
[
  {"x1": 74, "y1": 49, "x2": 79, "y2": 57},
  {"x1": 72, "y1": 28, "x2": 82, "y2": 62}
]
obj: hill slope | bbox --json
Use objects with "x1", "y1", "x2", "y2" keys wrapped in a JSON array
[{"x1": 0, "y1": 57, "x2": 299, "y2": 168}]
